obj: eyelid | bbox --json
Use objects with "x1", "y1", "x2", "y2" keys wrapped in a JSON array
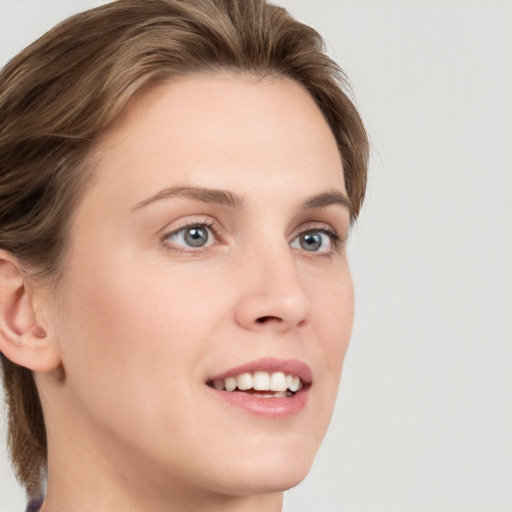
[
  {"x1": 160, "y1": 215, "x2": 223, "y2": 252},
  {"x1": 291, "y1": 221, "x2": 345, "y2": 243},
  {"x1": 158, "y1": 216, "x2": 347, "y2": 255},
  {"x1": 289, "y1": 221, "x2": 347, "y2": 254}
]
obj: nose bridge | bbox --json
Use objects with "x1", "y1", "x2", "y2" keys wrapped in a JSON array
[{"x1": 234, "y1": 238, "x2": 311, "y2": 332}]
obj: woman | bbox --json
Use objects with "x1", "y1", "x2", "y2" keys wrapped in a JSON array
[{"x1": 0, "y1": 1, "x2": 368, "y2": 511}]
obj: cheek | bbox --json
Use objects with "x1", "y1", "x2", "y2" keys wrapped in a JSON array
[
  {"x1": 329, "y1": 283, "x2": 354, "y2": 373},
  {"x1": 51, "y1": 256, "x2": 229, "y2": 463},
  {"x1": 53, "y1": 247, "x2": 233, "y2": 404},
  {"x1": 54, "y1": 257, "x2": 191, "y2": 395},
  {"x1": 309, "y1": 267, "x2": 354, "y2": 418},
  {"x1": 315, "y1": 266, "x2": 354, "y2": 364}
]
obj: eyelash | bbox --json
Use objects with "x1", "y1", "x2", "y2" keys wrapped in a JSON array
[
  {"x1": 291, "y1": 224, "x2": 345, "y2": 257},
  {"x1": 160, "y1": 218, "x2": 345, "y2": 256},
  {"x1": 161, "y1": 217, "x2": 220, "y2": 254},
  {"x1": 295, "y1": 225, "x2": 343, "y2": 251}
]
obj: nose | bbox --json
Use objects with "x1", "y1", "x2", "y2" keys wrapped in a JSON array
[{"x1": 234, "y1": 246, "x2": 311, "y2": 333}]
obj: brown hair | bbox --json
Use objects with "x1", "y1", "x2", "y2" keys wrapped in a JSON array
[{"x1": 0, "y1": 0, "x2": 368, "y2": 495}]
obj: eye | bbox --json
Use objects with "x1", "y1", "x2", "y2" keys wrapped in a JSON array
[
  {"x1": 290, "y1": 229, "x2": 337, "y2": 253},
  {"x1": 164, "y1": 223, "x2": 216, "y2": 249}
]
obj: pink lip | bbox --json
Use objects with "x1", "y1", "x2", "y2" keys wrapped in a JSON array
[
  {"x1": 207, "y1": 357, "x2": 313, "y2": 384},
  {"x1": 206, "y1": 357, "x2": 312, "y2": 419}
]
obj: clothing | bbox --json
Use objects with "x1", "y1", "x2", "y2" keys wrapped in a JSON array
[{"x1": 25, "y1": 497, "x2": 44, "y2": 512}]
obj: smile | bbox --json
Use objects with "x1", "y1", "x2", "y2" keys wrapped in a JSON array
[
  {"x1": 207, "y1": 371, "x2": 303, "y2": 397},
  {"x1": 206, "y1": 358, "x2": 312, "y2": 418}
]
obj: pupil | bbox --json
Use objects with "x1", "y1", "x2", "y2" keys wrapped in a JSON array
[
  {"x1": 185, "y1": 227, "x2": 208, "y2": 247},
  {"x1": 300, "y1": 232, "x2": 322, "y2": 251}
]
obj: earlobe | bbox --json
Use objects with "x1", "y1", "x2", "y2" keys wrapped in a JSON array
[{"x1": 0, "y1": 250, "x2": 61, "y2": 372}]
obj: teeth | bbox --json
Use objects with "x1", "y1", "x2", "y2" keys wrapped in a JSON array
[
  {"x1": 225, "y1": 376, "x2": 237, "y2": 392},
  {"x1": 209, "y1": 371, "x2": 304, "y2": 394},
  {"x1": 269, "y1": 371, "x2": 287, "y2": 392},
  {"x1": 253, "y1": 371, "x2": 270, "y2": 390},
  {"x1": 289, "y1": 376, "x2": 301, "y2": 393},
  {"x1": 213, "y1": 379, "x2": 224, "y2": 390},
  {"x1": 252, "y1": 391, "x2": 288, "y2": 398},
  {"x1": 237, "y1": 372, "x2": 253, "y2": 390}
]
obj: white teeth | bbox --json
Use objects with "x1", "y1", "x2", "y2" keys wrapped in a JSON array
[
  {"x1": 253, "y1": 371, "x2": 270, "y2": 390},
  {"x1": 270, "y1": 371, "x2": 287, "y2": 392},
  {"x1": 210, "y1": 371, "x2": 304, "y2": 394},
  {"x1": 225, "y1": 376, "x2": 237, "y2": 392},
  {"x1": 289, "y1": 376, "x2": 301, "y2": 392},
  {"x1": 237, "y1": 372, "x2": 253, "y2": 391},
  {"x1": 253, "y1": 391, "x2": 288, "y2": 398}
]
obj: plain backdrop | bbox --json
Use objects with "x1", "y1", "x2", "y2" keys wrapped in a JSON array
[{"x1": 1, "y1": 1, "x2": 511, "y2": 511}]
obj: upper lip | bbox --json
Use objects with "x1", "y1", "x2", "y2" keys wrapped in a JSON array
[{"x1": 207, "y1": 357, "x2": 313, "y2": 385}]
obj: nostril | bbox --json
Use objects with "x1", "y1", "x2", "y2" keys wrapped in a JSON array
[{"x1": 256, "y1": 316, "x2": 281, "y2": 324}]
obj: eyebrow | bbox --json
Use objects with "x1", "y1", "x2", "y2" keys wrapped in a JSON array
[
  {"x1": 302, "y1": 191, "x2": 352, "y2": 212},
  {"x1": 131, "y1": 186, "x2": 352, "y2": 214},
  {"x1": 131, "y1": 186, "x2": 244, "y2": 211}
]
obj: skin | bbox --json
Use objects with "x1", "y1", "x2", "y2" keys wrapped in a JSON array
[{"x1": 7, "y1": 73, "x2": 355, "y2": 512}]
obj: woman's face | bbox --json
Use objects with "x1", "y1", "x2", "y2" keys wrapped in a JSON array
[{"x1": 44, "y1": 73, "x2": 354, "y2": 499}]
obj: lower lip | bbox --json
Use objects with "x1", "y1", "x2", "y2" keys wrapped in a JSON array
[{"x1": 208, "y1": 386, "x2": 310, "y2": 419}]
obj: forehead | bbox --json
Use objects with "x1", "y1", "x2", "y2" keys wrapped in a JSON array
[{"x1": 83, "y1": 72, "x2": 345, "y2": 211}]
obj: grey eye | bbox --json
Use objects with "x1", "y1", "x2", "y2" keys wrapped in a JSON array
[
  {"x1": 166, "y1": 224, "x2": 215, "y2": 248},
  {"x1": 184, "y1": 226, "x2": 209, "y2": 247},
  {"x1": 290, "y1": 230, "x2": 332, "y2": 252},
  {"x1": 299, "y1": 232, "x2": 322, "y2": 251}
]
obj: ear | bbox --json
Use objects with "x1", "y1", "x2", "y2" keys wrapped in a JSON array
[{"x1": 0, "y1": 250, "x2": 61, "y2": 372}]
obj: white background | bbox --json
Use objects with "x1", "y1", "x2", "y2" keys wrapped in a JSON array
[{"x1": 1, "y1": 1, "x2": 511, "y2": 511}]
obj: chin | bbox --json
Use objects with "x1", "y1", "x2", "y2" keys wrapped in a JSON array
[
  {"x1": 213, "y1": 466, "x2": 312, "y2": 497},
  {"x1": 202, "y1": 440, "x2": 319, "y2": 497}
]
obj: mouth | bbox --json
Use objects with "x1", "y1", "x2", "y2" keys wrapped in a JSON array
[
  {"x1": 205, "y1": 358, "x2": 312, "y2": 418},
  {"x1": 207, "y1": 370, "x2": 304, "y2": 398}
]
